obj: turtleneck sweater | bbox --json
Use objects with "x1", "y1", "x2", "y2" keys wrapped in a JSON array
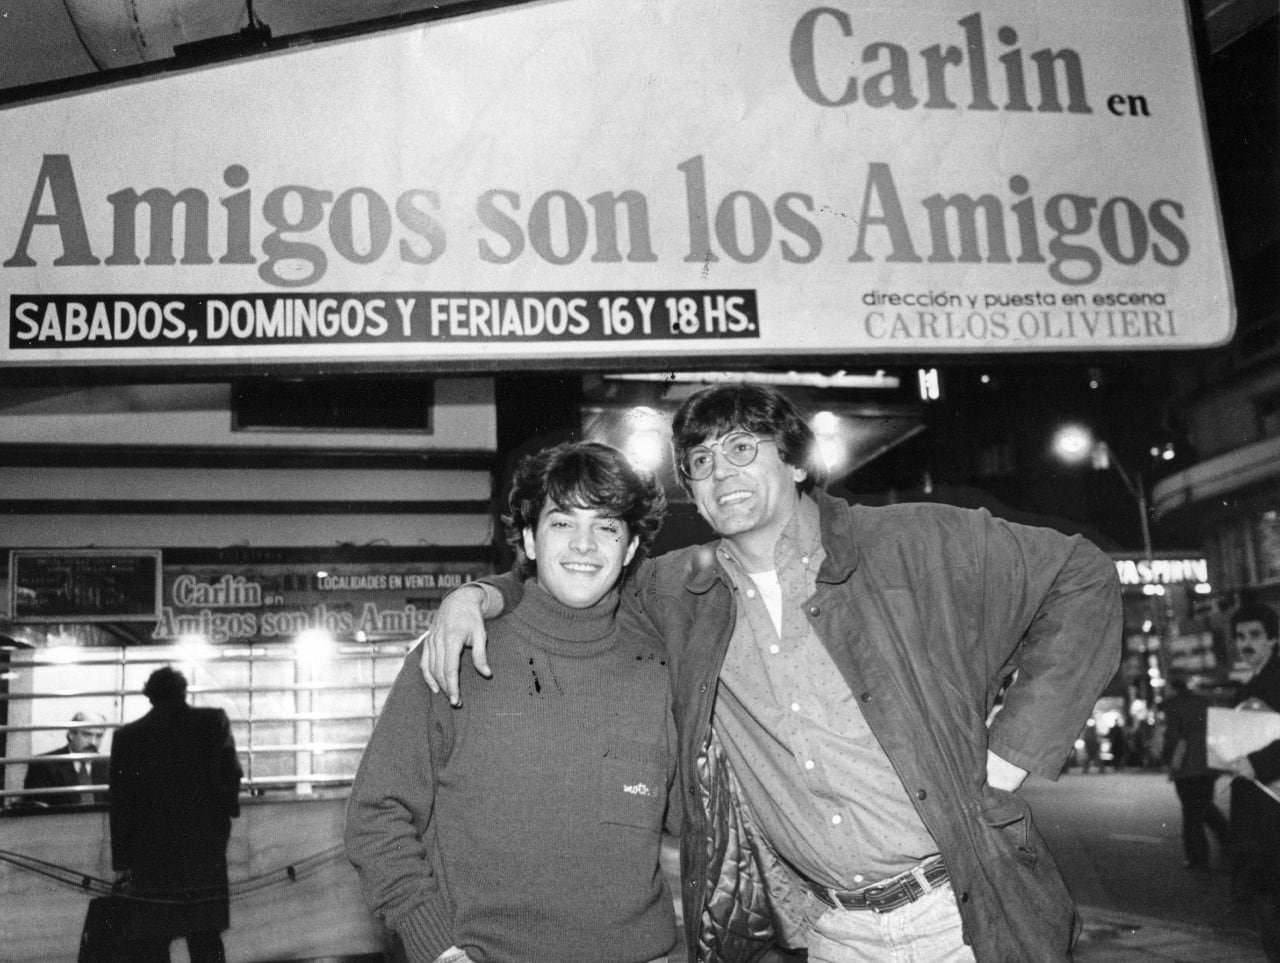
[{"x1": 346, "y1": 579, "x2": 677, "y2": 963}]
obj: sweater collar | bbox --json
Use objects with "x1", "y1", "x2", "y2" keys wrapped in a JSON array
[{"x1": 512, "y1": 578, "x2": 620, "y2": 656}]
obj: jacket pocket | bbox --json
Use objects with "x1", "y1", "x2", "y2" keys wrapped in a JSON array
[
  {"x1": 979, "y1": 784, "x2": 1037, "y2": 868},
  {"x1": 599, "y1": 737, "x2": 669, "y2": 831}
]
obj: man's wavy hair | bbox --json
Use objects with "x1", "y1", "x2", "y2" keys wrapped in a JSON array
[
  {"x1": 504, "y1": 441, "x2": 667, "y2": 580},
  {"x1": 670, "y1": 382, "x2": 823, "y2": 495}
]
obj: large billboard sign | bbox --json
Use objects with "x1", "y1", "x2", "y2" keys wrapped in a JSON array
[{"x1": 0, "y1": 0, "x2": 1232, "y2": 370}]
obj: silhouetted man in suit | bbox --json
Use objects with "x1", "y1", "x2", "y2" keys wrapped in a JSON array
[{"x1": 110, "y1": 667, "x2": 242, "y2": 963}]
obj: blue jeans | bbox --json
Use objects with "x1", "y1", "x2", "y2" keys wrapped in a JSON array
[{"x1": 806, "y1": 881, "x2": 976, "y2": 963}]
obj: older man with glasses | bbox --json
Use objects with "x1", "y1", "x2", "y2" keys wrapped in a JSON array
[{"x1": 424, "y1": 381, "x2": 1122, "y2": 963}]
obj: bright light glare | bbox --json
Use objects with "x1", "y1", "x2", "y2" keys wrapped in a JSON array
[
  {"x1": 177, "y1": 635, "x2": 217, "y2": 664},
  {"x1": 620, "y1": 407, "x2": 668, "y2": 474},
  {"x1": 817, "y1": 437, "x2": 847, "y2": 475},
  {"x1": 1194, "y1": 582, "x2": 1212, "y2": 594},
  {"x1": 811, "y1": 411, "x2": 848, "y2": 475},
  {"x1": 1141, "y1": 620, "x2": 1154, "y2": 633},
  {"x1": 812, "y1": 410, "x2": 839, "y2": 434},
  {"x1": 1052, "y1": 424, "x2": 1094, "y2": 464},
  {"x1": 624, "y1": 429, "x2": 666, "y2": 474},
  {"x1": 1142, "y1": 584, "x2": 1166, "y2": 596},
  {"x1": 294, "y1": 628, "x2": 336, "y2": 663},
  {"x1": 46, "y1": 639, "x2": 81, "y2": 663}
]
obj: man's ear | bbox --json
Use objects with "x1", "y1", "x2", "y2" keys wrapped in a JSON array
[
  {"x1": 521, "y1": 527, "x2": 537, "y2": 562},
  {"x1": 623, "y1": 535, "x2": 639, "y2": 569}
]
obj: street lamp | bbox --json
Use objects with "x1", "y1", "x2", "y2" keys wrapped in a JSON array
[
  {"x1": 1051, "y1": 424, "x2": 1169, "y2": 684},
  {"x1": 1052, "y1": 426, "x2": 1154, "y2": 571}
]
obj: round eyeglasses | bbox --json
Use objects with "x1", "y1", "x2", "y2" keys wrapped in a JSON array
[{"x1": 678, "y1": 431, "x2": 775, "y2": 481}]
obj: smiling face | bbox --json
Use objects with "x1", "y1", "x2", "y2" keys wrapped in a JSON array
[
  {"x1": 522, "y1": 502, "x2": 639, "y2": 609},
  {"x1": 1235, "y1": 618, "x2": 1278, "y2": 676},
  {"x1": 688, "y1": 431, "x2": 806, "y2": 553}
]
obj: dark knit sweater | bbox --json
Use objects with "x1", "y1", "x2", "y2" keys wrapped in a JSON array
[{"x1": 345, "y1": 580, "x2": 678, "y2": 963}]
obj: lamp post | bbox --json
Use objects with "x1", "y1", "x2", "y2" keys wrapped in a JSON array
[{"x1": 1051, "y1": 425, "x2": 1171, "y2": 688}]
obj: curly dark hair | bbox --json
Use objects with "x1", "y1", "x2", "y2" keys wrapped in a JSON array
[
  {"x1": 504, "y1": 441, "x2": 667, "y2": 580},
  {"x1": 670, "y1": 382, "x2": 822, "y2": 494},
  {"x1": 143, "y1": 666, "x2": 189, "y2": 706}
]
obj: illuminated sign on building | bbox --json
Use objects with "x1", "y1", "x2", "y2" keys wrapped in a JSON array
[
  {"x1": 1114, "y1": 557, "x2": 1209, "y2": 586},
  {"x1": 153, "y1": 562, "x2": 488, "y2": 644}
]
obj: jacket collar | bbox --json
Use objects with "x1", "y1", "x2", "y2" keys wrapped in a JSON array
[
  {"x1": 684, "y1": 489, "x2": 861, "y2": 593},
  {"x1": 813, "y1": 489, "x2": 859, "y2": 584}
]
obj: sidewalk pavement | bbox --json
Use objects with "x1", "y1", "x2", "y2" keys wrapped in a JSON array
[{"x1": 1073, "y1": 904, "x2": 1266, "y2": 962}]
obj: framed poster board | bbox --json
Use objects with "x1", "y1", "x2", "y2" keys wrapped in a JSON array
[
  {"x1": 9, "y1": 549, "x2": 162, "y2": 623},
  {"x1": 0, "y1": 0, "x2": 1233, "y2": 372}
]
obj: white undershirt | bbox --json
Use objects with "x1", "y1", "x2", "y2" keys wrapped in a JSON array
[{"x1": 746, "y1": 569, "x2": 783, "y2": 636}]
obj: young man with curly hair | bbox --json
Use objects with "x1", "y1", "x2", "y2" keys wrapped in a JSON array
[{"x1": 346, "y1": 441, "x2": 678, "y2": 963}]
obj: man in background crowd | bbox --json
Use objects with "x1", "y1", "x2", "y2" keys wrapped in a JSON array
[
  {"x1": 23, "y1": 710, "x2": 108, "y2": 806},
  {"x1": 1225, "y1": 602, "x2": 1280, "y2": 962}
]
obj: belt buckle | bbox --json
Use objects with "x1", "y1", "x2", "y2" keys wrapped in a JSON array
[
  {"x1": 820, "y1": 858, "x2": 946, "y2": 913},
  {"x1": 869, "y1": 865, "x2": 927, "y2": 913},
  {"x1": 864, "y1": 879, "x2": 902, "y2": 913}
]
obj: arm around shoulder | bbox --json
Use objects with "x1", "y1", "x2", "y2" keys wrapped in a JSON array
[{"x1": 420, "y1": 579, "x2": 513, "y2": 701}]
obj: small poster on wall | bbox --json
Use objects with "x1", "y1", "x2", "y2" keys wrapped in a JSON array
[
  {"x1": 9, "y1": 549, "x2": 162, "y2": 623},
  {"x1": 153, "y1": 560, "x2": 490, "y2": 645}
]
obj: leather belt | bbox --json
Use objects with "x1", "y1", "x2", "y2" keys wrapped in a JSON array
[{"x1": 805, "y1": 856, "x2": 950, "y2": 914}]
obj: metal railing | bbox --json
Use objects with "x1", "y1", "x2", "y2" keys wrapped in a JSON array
[{"x1": 0, "y1": 639, "x2": 413, "y2": 807}]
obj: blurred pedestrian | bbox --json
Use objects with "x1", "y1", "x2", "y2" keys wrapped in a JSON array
[
  {"x1": 1128, "y1": 718, "x2": 1147, "y2": 769},
  {"x1": 23, "y1": 710, "x2": 108, "y2": 806},
  {"x1": 1108, "y1": 722, "x2": 1128, "y2": 771},
  {"x1": 109, "y1": 667, "x2": 242, "y2": 963},
  {"x1": 1223, "y1": 602, "x2": 1280, "y2": 962},
  {"x1": 1081, "y1": 723, "x2": 1102, "y2": 774},
  {"x1": 1161, "y1": 671, "x2": 1228, "y2": 870}
]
